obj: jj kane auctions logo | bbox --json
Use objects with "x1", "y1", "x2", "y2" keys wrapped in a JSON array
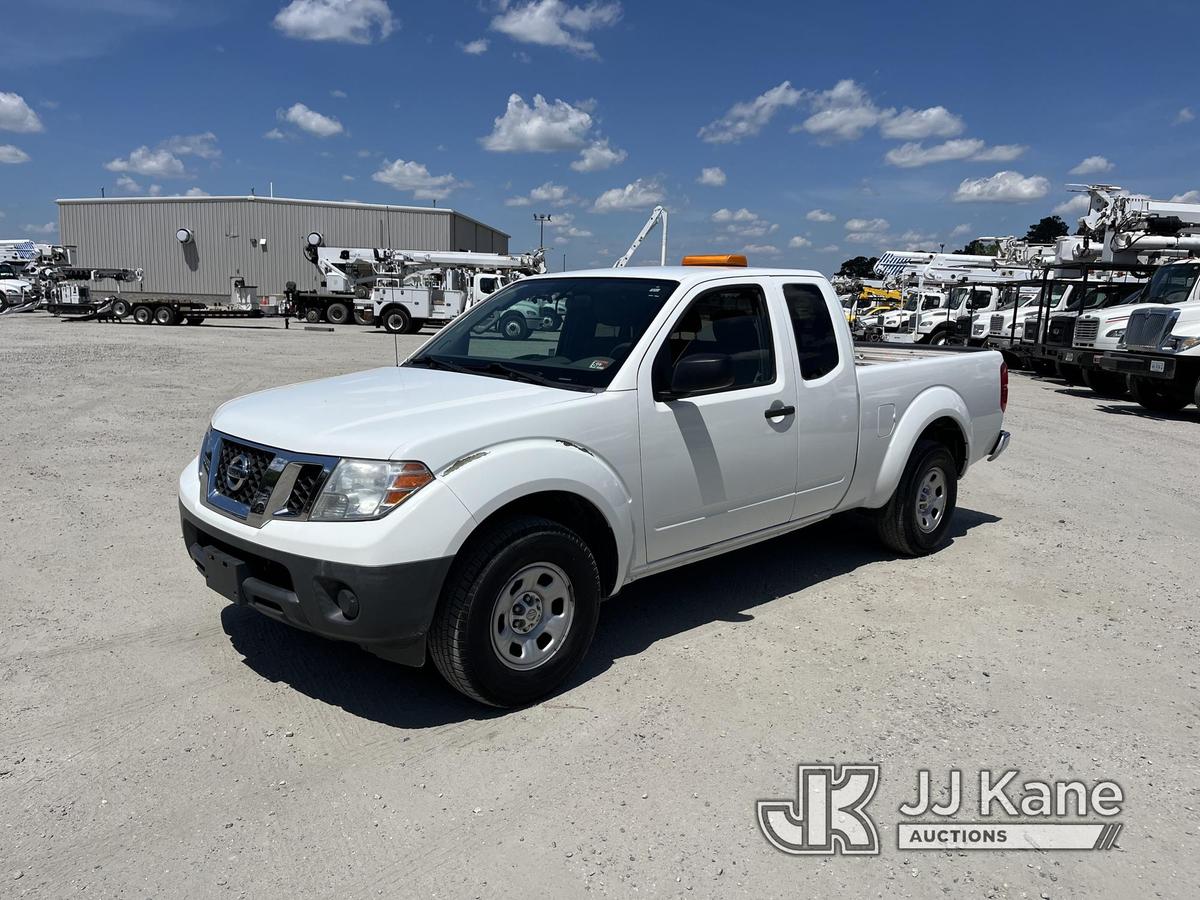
[{"x1": 758, "y1": 765, "x2": 1124, "y2": 854}]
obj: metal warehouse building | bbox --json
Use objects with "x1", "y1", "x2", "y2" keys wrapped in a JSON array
[{"x1": 56, "y1": 196, "x2": 511, "y2": 303}]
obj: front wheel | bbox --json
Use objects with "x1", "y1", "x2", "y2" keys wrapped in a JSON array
[
  {"x1": 326, "y1": 301, "x2": 351, "y2": 325},
  {"x1": 1129, "y1": 376, "x2": 1189, "y2": 412},
  {"x1": 381, "y1": 306, "x2": 412, "y2": 334},
  {"x1": 499, "y1": 311, "x2": 530, "y2": 341},
  {"x1": 303, "y1": 307, "x2": 322, "y2": 324},
  {"x1": 1055, "y1": 361, "x2": 1082, "y2": 385},
  {"x1": 927, "y1": 328, "x2": 950, "y2": 346},
  {"x1": 1082, "y1": 367, "x2": 1129, "y2": 398},
  {"x1": 111, "y1": 298, "x2": 130, "y2": 318},
  {"x1": 872, "y1": 440, "x2": 958, "y2": 557},
  {"x1": 429, "y1": 515, "x2": 601, "y2": 707}
]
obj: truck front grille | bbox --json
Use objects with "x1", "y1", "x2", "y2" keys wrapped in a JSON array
[
  {"x1": 1022, "y1": 319, "x2": 1040, "y2": 342},
  {"x1": 1074, "y1": 318, "x2": 1100, "y2": 344},
  {"x1": 1123, "y1": 308, "x2": 1179, "y2": 351},
  {"x1": 286, "y1": 464, "x2": 328, "y2": 516},
  {"x1": 216, "y1": 439, "x2": 275, "y2": 506},
  {"x1": 205, "y1": 432, "x2": 336, "y2": 527},
  {"x1": 1046, "y1": 315, "x2": 1074, "y2": 346},
  {"x1": 989, "y1": 314, "x2": 1005, "y2": 334}
]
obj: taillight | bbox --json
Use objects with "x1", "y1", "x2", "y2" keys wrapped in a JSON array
[{"x1": 1000, "y1": 361, "x2": 1009, "y2": 412}]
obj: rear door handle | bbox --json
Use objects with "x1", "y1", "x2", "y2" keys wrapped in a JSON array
[{"x1": 764, "y1": 405, "x2": 795, "y2": 419}]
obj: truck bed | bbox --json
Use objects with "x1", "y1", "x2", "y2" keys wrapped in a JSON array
[{"x1": 852, "y1": 342, "x2": 985, "y2": 366}]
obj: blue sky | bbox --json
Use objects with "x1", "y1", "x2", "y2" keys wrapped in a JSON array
[{"x1": 3, "y1": 0, "x2": 1198, "y2": 272}]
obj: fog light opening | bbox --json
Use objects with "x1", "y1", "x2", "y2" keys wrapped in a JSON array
[{"x1": 336, "y1": 588, "x2": 360, "y2": 621}]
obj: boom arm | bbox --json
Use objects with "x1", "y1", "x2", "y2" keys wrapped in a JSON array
[{"x1": 614, "y1": 206, "x2": 668, "y2": 268}]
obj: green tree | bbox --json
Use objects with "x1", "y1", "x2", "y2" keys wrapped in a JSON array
[
  {"x1": 837, "y1": 256, "x2": 879, "y2": 278},
  {"x1": 1024, "y1": 215, "x2": 1069, "y2": 244},
  {"x1": 954, "y1": 240, "x2": 999, "y2": 255}
]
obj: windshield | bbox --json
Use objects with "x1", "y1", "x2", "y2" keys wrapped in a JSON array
[
  {"x1": 408, "y1": 276, "x2": 679, "y2": 391},
  {"x1": 995, "y1": 287, "x2": 1041, "y2": 311},
  {"x1": 0, "y1": 264, "x2": 17, "y2": 278},
  {"x1": 1143, "y1": 263, "x2": 1200, "y2": 305},
  {"x1": 1066, "y1": 282, "x2": 1143, "y2": 312}
]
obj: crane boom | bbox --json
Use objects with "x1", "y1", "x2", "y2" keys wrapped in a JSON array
[{"x1": 614, "y1": 206, "x2": 668, "y2": 268}]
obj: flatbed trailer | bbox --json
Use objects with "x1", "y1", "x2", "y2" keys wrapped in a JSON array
[{"x1": 51, "y1": 295, "x2": 263, "y2": 326}]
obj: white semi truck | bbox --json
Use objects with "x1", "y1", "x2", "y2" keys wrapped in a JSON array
[{"x1": 179, "y1": 256, "x2": 1009, "y2": 706}]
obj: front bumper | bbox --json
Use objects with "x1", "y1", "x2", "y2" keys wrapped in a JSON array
[
  {"x1": 181, "y1": 504, "x2": 452, "y2": 666},
  {"x1": 1096, "y1": 352, "x2": 1176, "y2": 380}
]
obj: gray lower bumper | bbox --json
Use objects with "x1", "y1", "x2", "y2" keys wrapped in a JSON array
[{"x1": 987, "y1": 430, "x2": 1011, "y2": 462}]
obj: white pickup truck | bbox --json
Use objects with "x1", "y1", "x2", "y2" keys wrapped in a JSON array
[{"x1": 179, "y1": 260, "x2": 1010, "y2": 706}]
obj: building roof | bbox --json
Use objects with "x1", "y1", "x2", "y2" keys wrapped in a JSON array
[{"x1": 54, "y1": 195, "x2": 510, "y2": 238}]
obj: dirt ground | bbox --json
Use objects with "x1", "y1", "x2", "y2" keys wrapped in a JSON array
[{"x1": 1, "y1": 314, "x2": 1197, "y2": 899}]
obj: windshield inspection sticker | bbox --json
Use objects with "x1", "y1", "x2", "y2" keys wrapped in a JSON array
[{"x1": 758, "y1": 765, "x2": 1124, "y2": 855}]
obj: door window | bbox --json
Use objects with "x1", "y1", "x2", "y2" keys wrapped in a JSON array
[
  {"x1": 783, "y1": 283, "x2": 840, "y2": 380},
  {"x1": 656, "y1": 284, "x2": 774, "y2": 393}
]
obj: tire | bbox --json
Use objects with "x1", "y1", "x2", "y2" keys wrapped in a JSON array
[
  {"x1": 927, "y1": 329, "x2": 950, "y2": 346},
  {"x1": 873, "y1": 440, "x2": 958, "y2": 557},
  {"x1": 353, "y1": 308, "x2": 372, "y2": 326},
  {"x1": 1128, "y1": 376, "x2": 1189, "y2": 412},
  {"x1": 540, "y1": 308, "x2": 562, "y2": 331},
  {"x1": 326, "y1": 301, "x2": 350, "y2": 325},
  {"x1": 153, "y1": 305, "x2": 177, "y2": 326},
  {"x1": 1031, "y1": 359, "x2": 1057, "y2": 376},
  {"x1": 429, "y1": 515, "x2": 602, "y2": 707},
  {"x1": 186, "y1": 316, "x2": 205, "y2": 326},
  {"x1": 499, "y1": 311, "x2": 529, "y2": 341},
  {"x1": 381, "y1": 306, "x2": 412, "y2": 335},
  {"x1": 111, "y1": 298, "x2": 130, "y2": 319},
  {"x1": 303, "y1": 307, "x2": 322, "y2": 324},
  {"x1": 1055, "y1": 361, "x2": 1082, "y2": 384},
  {"x1": 1082, "y1": 367, "x2": 1128, "y2": 398},
  {"x1": 132, "y1": 305, "x2": 153, "y2": 325}
]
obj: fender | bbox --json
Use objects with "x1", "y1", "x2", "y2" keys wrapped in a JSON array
[
  {"x1": 868, "y1": 386, "x2": 971, "y2": 507},
  {"x1": 434, "y1": 438, "x2": 637, "y2": 586}
]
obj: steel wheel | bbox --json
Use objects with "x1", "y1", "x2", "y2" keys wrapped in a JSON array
[
  {"x1": 915, "y1": 467, "x2": 947, "y2": 533},
  {"x1": 489, "y1": 562, "x2": 575, "y2": 671}
]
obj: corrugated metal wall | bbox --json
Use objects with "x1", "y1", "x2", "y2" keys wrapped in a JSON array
[{"x1": 57, "y1": 198, "x2": 510, "y2": 301}]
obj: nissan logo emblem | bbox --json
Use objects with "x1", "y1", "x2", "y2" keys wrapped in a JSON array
[{"x1": 225, "y1": 453, "x2": 251, "y2": 493}]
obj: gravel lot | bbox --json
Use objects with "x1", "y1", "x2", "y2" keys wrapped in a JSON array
[{"x1": 2, "y1": 314, "x2": 1197, "y2": 898}]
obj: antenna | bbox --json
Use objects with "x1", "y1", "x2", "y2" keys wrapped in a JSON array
[{"x1": 394, "y1": 330, "x2": 400, "y2": 367}]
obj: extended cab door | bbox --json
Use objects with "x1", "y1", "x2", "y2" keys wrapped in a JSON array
[
  {"x1": 773, "y1": 279, "x2": 859, "y2": 520},
  {"x1": 637, "y1": 279, "x2": 800, "y2": 562}
]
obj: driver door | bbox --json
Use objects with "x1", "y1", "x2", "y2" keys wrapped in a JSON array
[{"x1": 637, "y1": 280, "x2": 799, "y2": 562}]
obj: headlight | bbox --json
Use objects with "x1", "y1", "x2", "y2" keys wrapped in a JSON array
[
  {"x1": 198, "y1": 427, "x2": 214, "y2": 482},
  {"x1": 1105, "y1": 328, "x2": 1125, "y2": 339},
  {"x1": 1163, "y1": 334, "x2": 1200, "y2": 353},
  {"x1": 310, "y1": 459, "x2": 433, "y2": 521}
]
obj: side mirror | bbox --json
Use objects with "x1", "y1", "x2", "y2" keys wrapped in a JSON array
[{"x1": 656, "y1": 353, "x2": 734, "y2": 400}]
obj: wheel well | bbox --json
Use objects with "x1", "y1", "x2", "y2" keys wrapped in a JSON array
[
  {"x1": 467, "y1": 491, "x2": 619, "y2": 598},
  {"x1": 919, "y1": 417, "x2": 967, "y2": 475}
]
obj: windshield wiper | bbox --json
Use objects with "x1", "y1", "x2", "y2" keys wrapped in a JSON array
[
  {"x1": 408, "y1": 354, "x2": 478, "y2": 376},
  {"x1": 410, "y1": 355, "x2": 588, "y2": 391},
  {"x1": 479, "y1": 361, "x2": 584, "y2": 390}
]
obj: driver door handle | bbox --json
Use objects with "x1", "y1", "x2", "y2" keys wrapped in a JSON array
[{"x1": 764, "y1": 405, "x2": 795, "y2": 419}]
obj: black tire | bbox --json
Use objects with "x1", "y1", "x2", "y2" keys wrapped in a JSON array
[
  {"x1": 873, "y1": 440, "x2": 958, "y2": 557},
  {"x1": 1082, "y1": 367, "x2": 1129, "y2": 398},
  {"x1": 186, "y1": 316, "x2": 205, "y2": 326},
  {"x1": 1055, "y1": 361, "x2": 1082, "y2": 385},
  {"x1": 1128, "y1": 376, "x2": 1189, "y2": 412},
  {"x1": 429, "y1": 515, "x2": 602, "y2": 707},
  {"x1": 303, "y1": 306, "x2": 322, "y2": 324},
  {"x1": 132, "y1": 305, "x2": 153, "y2": 325},
  {"x1": 541, "y1": 308, "x2": 562, "y2": 331},
  {"x1": 927, "y1": 328, "x2": 950, "y2": 346},
  {"x1": 326, "y1": 301, "x2": 351, "y2": 325},
  {"x1": 1031, "y1": 359, "x2": 1057, "y2": 376},
  {"x1": 499, "y1": 311, "x2": 530, "y2": 341},
  {"x1": 153, "y1": 305, "x2": 178, "y2": 326},
  {"x1": 353, "y1": 307, "x2": 372, "y2": 326},
  {"x1": 1194, "y1": 376, "x2": 1200, "y2": 409},
  {"x1": 111, "y1": 298, "x2": 130, "y2": 319},
  {"x1": 381, "y1": 306, "x2": 412, "y2": 335}
]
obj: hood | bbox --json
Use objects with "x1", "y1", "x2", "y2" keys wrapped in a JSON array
[
  {"x1": 1080, "y1": 300, "x2": 1150, "y2": 325},
  {"x1": 212, "y1": 366, "x2": 584, "y2": 462},
  {"x1": 0, "y1": 277, "x2": 30, "y2": 293}
]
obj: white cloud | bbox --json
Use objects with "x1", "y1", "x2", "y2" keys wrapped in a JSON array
[
  {"x1": 22, "y1": 222, "x2": 57, "y2": 235},
  {"x1": 742, "y1": 243, "x2": 780, "y2": 256},
  {"x1": 788, "y1": 235, "x2": 811, "y2": 248},
  {"x1": 372, "y1": 158, "x2": 464, "y2": 200},
  {"x1": 562, "y1": 225, "x2": 593, "y2": 238},
  {"x1": 115, "y1": 175, "x2": 141, "y2": 192},
  {"x1": 711, "y1": 207, "x2": 776, "y2": 238},
  {"x1": 818, "y1": 244, "x2": 840, "y2": 253},
  {"x1": 950, "y1": 223, "x2": 973, "y2": 237},
  {"x1": 0, "y1": 144, "x2": 29, "y2": 164},
  {"x1": 698, "y1": 81, "x2": 804, "y2": 144},
  {"x1": 185, "y1": 187, "x2": 209, "y2": 196},
  {"x1": 1174, "y1": 107, "x2": 1195, "y2": 125},
  {"x1": 0, "y1": 92, "x2": 44, "y2": 133},
  {"x1": 884, "y1": 138, "x2": 1026, "y2": 168},
  {"x1": 697, "y1": 166, "x2": 726, "y2": 187},
  {"x1": 482, "y1": 93, "x2": 593, "y2": 152},
  {"x1": 264, "y1": 128, "x2": 286, "y2": 140},
  {"x1": 490, "y1": 0, "x2": 621, "y2": 57},
  {"x1": 1170, "y1": 190, "x2": 1200, "y2": 203},
  {"x1": 712, "y1": 207, "x2": 759, "y2": 223},
  {"x1": 1069, "y1": 155, "x2": 1113, "y2": 175},
  {"x1": 273, "y1": 0, "x2": 395, "y2": 44},
  {"x1": 342, "y1": 174, "x2": 355, "y2": 182},
  {"x1": 593, "y1": 178, "x2": 664, "y2": 213},
  {"x1": 163, "y1": 132, "x2": 220, "y2": 159},
  {"x1": 506, "y1": 181, "x2": 573, "y2": 207},
  {"x1": 1053, "y1": 195, "x2": 1090, "y2": 216},
  {"x1": 953, "y1": 170, "x2": 1049, "y2": 203},
  {"x1": 461, "y1": 38, "x2": 489, "y2": 54},
  {"x1": 845, "y1": 217, "x2": 889, "y2": 232},
  {"x1": 105, "y1": 146, "x2": 187, "y2": 178},
  {"x1": 845, "y1": 231, "x2": 886, "y2": 244},
  {"x1": 879, "y1": 105, "x2": 964, "y2": 140},
  {"x1": 571, "y1": 138, "x2": 626, "y2": 171},
  {"x1": 280, "y1": 102, "x2": 343, "y2": 137},
  {"x1": 797, "y1": 79, "x2": 890, "y2": 142},
  {"x1": 806, "y1": 208, "x2": 836, "y2": 222}
]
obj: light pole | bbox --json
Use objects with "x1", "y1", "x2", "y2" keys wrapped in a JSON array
[{"x1": 534, "y1": 213, "x2": 552, "y2": 250}]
